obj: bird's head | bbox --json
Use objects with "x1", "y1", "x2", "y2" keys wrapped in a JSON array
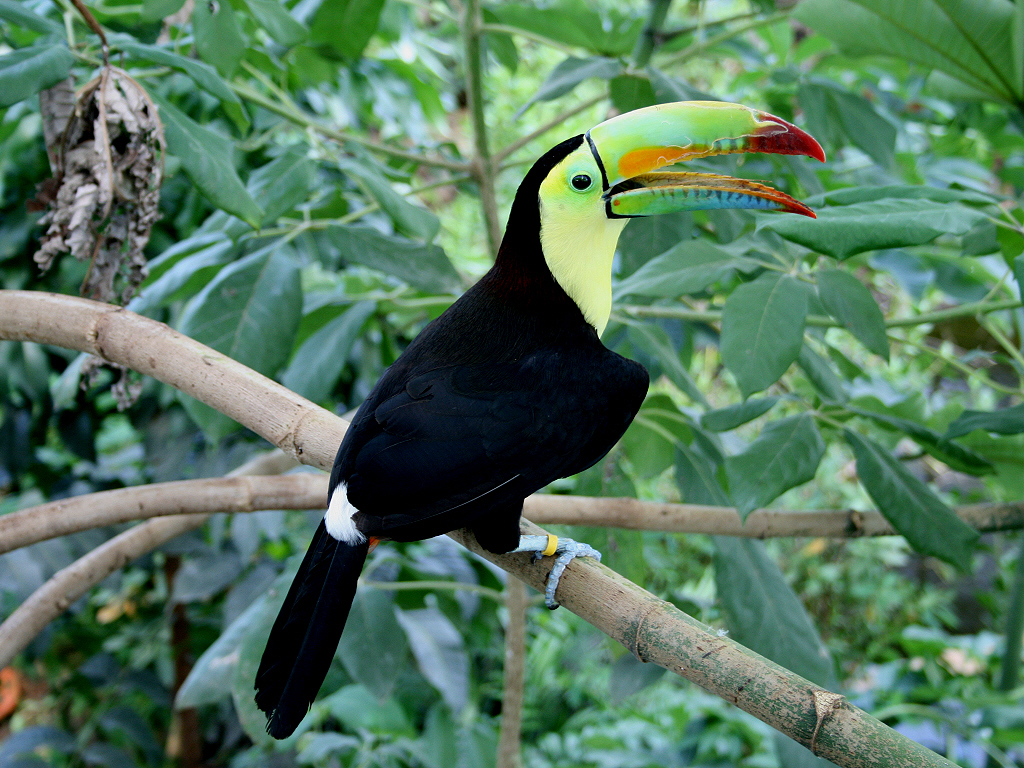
[{"x1": 512, "y1": 100, "x2": 825, "y2": 335}]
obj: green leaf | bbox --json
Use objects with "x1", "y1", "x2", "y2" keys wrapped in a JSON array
[
  {"x1": 177, "y1": 579, "x2": 282, "y2": 708},
  {"x1": 621, "y1": 394, "x2": 694, "y2": 478},
  {"x1": 798, "y1": 81, "x2": 895, "y2": 168},
  {"x1": 609, "y1": 74, "x2": 655, "y2": 113},
  {"x1": 337, "y1": 157, "x2": 439, "y2": 241},
  {"x1": 483, "y1": 8, "x2": 518, "y2": 73},
  {"x1": 310, "y1": 0, "x2": 386, "y2": 60},
  {"x1": 795, "y1": 0, "x2": 1021, "y2": 103},
  {"x1": 326, "y1": 225, "x2": 460, "y2": 293},
  {"x1": 816, "y1": 270, "x2": 889, "y2": 359},
  {"x1": 193, "y1": 0, "x2": 245, "y2": 77},
  {"x1": 848, "y1": 405, "x2": 994, "y2": 476},
  {"x1": 762, "y1": 198, "x2": 988, "y2": 260},
  {"x1": 701, "y1": 397, "x2": 778, "y2": 433},
  {"x1": 0, "y1": 44, "x2": 74, "y2": 108},
  {"x1": 244, "y1": 0, "x2": 308, "y2": 47},
  {"x1": 336, "y1": 589, "x2": 407, "y2": 701},
  {"x1": 623, "y1": 321, "x2": 704, "y2": 405},
  {"x1": 178, "y1": 244, "x2": 301, "y2": 438},
  {"x1": 721, "y1": 274, "x2": 808, "y2": 398},
  {"x1": 0, "y1": 1, "x2": 65, "y2": 35},
  {"x1": 675, "y1": 442, "x2": 729, "y2": 506},
  {"x1": 115, "y1": 40, "x2": 249, "y2": 131},
  {"x1": 282, "y1": 301, "x2": 376, "y2": 402},
  {"x1": 248, "y1": 148, "x2": 318, "y2": 226},
  {"x1": 944, "y1": 404, "x2": 1024, "y2": 440},
  {"x1": 613, "y1": 238, "x2": 759, "y2": 300},
  {"x1": 714, "y1": 537, "x2": 837, "y2": 688},
  {"x1": 714, "y1": 537, "x2": 839, "y2": 768},
  {"x1": 843, "y1": 429, "x2": 979, "y2": 570},
  {"x1": 488, "y1": 2, "x2": 642, "y2": 56},
  {"x1": 154, "y1": 98, "x2": 264, "y2": 228},
  {"x1": 130, "y1": 235, "x2": 238, "y2": 313},
  {"x1": 808, "y1": 185, "x2": 996, "y2": 207},
  {"x1": 1014, "y1": 253, "x2": 1024, "y2": 294},
  {"x1": 796, "y1": 346, "x2": 848, "y2": 403},
  {"x1": 725, "y1": 414, "x2": 826, "y2": 518},
  {"x1": 396, "y1": 607, "x2": 469, "y2": 713},
  {"x1": 615, "y1": 210, "x2": 693, "y2": 275},
  {"x1": 140, "y1": 0, "x2": 186, "y2": 23},
  {"x1": 519, "y1": 56, "x2": 624, "y2": 115}
]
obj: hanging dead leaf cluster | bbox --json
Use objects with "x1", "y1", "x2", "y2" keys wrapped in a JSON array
[{"x1": 33, "y1": 66, "x2": 165, "y2": 304}]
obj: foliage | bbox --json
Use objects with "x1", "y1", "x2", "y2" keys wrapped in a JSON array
[{"x1": 1, "y1": 0, "x2": 1023, "y2": 766}]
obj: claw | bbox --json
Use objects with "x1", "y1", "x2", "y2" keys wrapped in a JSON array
[{"x1": 511, "y1": 534, "x2": 602, "y2": 609}]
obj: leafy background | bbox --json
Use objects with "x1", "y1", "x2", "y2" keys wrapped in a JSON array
[{"x1": 1, "y1": 0, "x2": 1024, "y2": 766}]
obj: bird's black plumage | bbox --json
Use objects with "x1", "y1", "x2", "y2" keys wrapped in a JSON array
[{"x1": 256, "y1": 135, "x2": 649, "y2": 738}]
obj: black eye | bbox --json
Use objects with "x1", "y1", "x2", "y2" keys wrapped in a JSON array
[{"x1": 570, "y1": 174, "x2": 593, "y2": 191}]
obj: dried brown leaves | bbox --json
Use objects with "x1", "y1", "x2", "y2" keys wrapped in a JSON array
[{"x1": 34, "y1": 67, "x2": 165, "y2": 304}]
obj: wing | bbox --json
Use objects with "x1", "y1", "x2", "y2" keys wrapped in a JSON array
[{"x1": 335, "y1": 347, "x2": 647, "y2": 542}]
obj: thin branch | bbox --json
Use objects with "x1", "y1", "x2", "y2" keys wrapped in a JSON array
[
  {"x1": 0, "y1": 450, "x2": 295, "y2": 670},
  {"x1": 495, "y1": 95, "x2": 604, "y2": 164},
  {"x1": 230, "y1": 82, "x2": 471, "y2": 174},
  {"x1": 0, "y1": 472, "x2": 315, "y2": 555},
  {"x1": 463, "y1": 0, "x2": 502, "y2": 253},
  {"x1": 3, "y1": 470, "x2": 1020, "y2": 558},
  {"x1": 658, "y1": 11, "x2": 791, "y2": 68},
  {"x1": 496, "y1": 578, "x2": 528, "y2": 768},
  {"x1": 478, "y1": 23, "x2": 579, "y2": 56}
]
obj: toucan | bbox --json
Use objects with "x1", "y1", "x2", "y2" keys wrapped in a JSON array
[{"x1": 255, "y1": 100, "x2": 824, "y2": 738}]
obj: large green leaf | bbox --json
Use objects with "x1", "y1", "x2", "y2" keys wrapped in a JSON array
[
  {"x1": 177, "y1": 244, "x2": 302, "y2": 438},
  {"x1": 244, "y1": 0, "x2": 308, "y2": 47},
  {"x1": 701, "y1": 397, "x2": 779, "y2": 433},
  {"x1": 795, "y1": 0, "x2": 1021, "y2": 103},
  {"x1": 519, "y1": 56, "x2": 624, "y2": 114},
  {"x1": 337, "y1": 158, "x2": 440, "y2": 241},
  {"x1": 249, "y1": 149, "x2": 318, "y2": 227},
  {"x1": 816, "y1": 269, "x2": 889, "y2": 359},
  {"x1": 796, "y1": 346, "x2": 848, "y2": 403},
  {"x1": 621, "y1": 394, "x2": 694, "y2": 478},
  {"x1": 944, "y1": 404, "x2": 1024, "y2": 440},
  {"x1": 848, "y1": 406, "x2": 994, "y2": 476},
  {"x1": 487, "y1": 2, "x2": 642, "y2": 56},
  {"x1": 336, "y1": 589, "x2": 408, "y2": 702},
  {"x1": 0, "y1": 1, "x2": 65, "y2": 35},
  {"x1": 675, "y1": 442, "x2": 729, "y2": 506},
  {"x1": 282, "y1": 301, "x2": 376, "y2": 403},
  {"x1": 724, "y1": 414, "x2": 826, "y2": 518},
  {"x1": 623, "y1": 321, "x2": 704, "y2": 405},
  {"x1": 844, "y1": 430, "x2": 979, "y2": 570},
  {"x1": 798, "y1": 80, "x2": 896, "y2": 168},
  {"x1": 762, "y1": 198, "x2": 988, "y2": 260},
  {"x1": 193, "y1": 0, "x2": 245, "y2": 77},
  {"x1": 395, "y1": 607, "x2": 469, "y2": 714},
  {"x1": 721, "y1": 274, "x2": 808, "y2": 398},
  {"x1": 154, "y1": 98, "x2": 264, "y2": 228},
  {"x1": 714, "y1": 537, "x2": 839, "y2": 768},
  {"x1": 310, "y1": 0, "x2": 386, "y2": 60},
  {"x1": 0, "y1": 44, "x2": 74, "y2": 108},
  {"x1": 326, "y1": 225, "x2": 460, "y2": 293},
  {"x1": 614, "y1": 238, "x2": 759, "y2": 300}
]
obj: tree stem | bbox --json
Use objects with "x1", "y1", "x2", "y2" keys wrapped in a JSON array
[{"x1": 496, "y1": 578, "x2": 528, "y2": 768}]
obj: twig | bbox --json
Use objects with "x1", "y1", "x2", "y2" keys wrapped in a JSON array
[
  {"x1": 70, "y1": 0, "x2": 109, "y2": 66},
  {"x1": 0, "y1": 451, "x2": 295, "y2": 669},
  {"x1": 496, "y1": 578, "x2": 528, "y2": 768},
  {"x1": 2, "y1": 465, "x2": 1021, "y2": 558}
]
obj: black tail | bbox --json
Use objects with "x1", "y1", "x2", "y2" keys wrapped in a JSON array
[{"x1": 254, "y1": 520, "x2": 369, "y2": 739}]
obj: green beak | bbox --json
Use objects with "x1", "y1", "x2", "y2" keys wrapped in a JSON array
[{"x1": 586, "y1": 101, "x2": 825, "y2": 219}]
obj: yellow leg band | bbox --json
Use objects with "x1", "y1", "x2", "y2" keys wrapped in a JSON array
[{"x1": 541, "y1": 534, "x2": 558, "y2": 557}]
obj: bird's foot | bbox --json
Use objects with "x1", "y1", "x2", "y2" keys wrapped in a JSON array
[{"x1": 511, "y1": 534, "x2": 602, "y2": 609}]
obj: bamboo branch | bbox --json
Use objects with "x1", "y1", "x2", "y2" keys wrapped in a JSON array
[
  {"x1": 496, "y1": 578, "x2": 528, "y2": 768},
  {"x1": 0, "y1": 290, "x2": 965, "y2": 766},
  {"x1": 449, "y1": 522, "x2": 958, "y2": 768},
  {"x1": 3, "y1": 470, "x2": 1021, "y2": 557}
]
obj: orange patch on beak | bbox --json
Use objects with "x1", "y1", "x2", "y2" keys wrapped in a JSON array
[{"x1": 617, "y1": 145, "x2": 704, "y2": 180}]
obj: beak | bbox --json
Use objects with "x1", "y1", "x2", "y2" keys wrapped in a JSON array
[{"x1": 586, "y1": 101, "x2": 825, "y2": 219}]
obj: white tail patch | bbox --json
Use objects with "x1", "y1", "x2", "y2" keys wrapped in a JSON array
[{"x1": 325, "y1": 483, "x2": 366, "y2": 544}]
